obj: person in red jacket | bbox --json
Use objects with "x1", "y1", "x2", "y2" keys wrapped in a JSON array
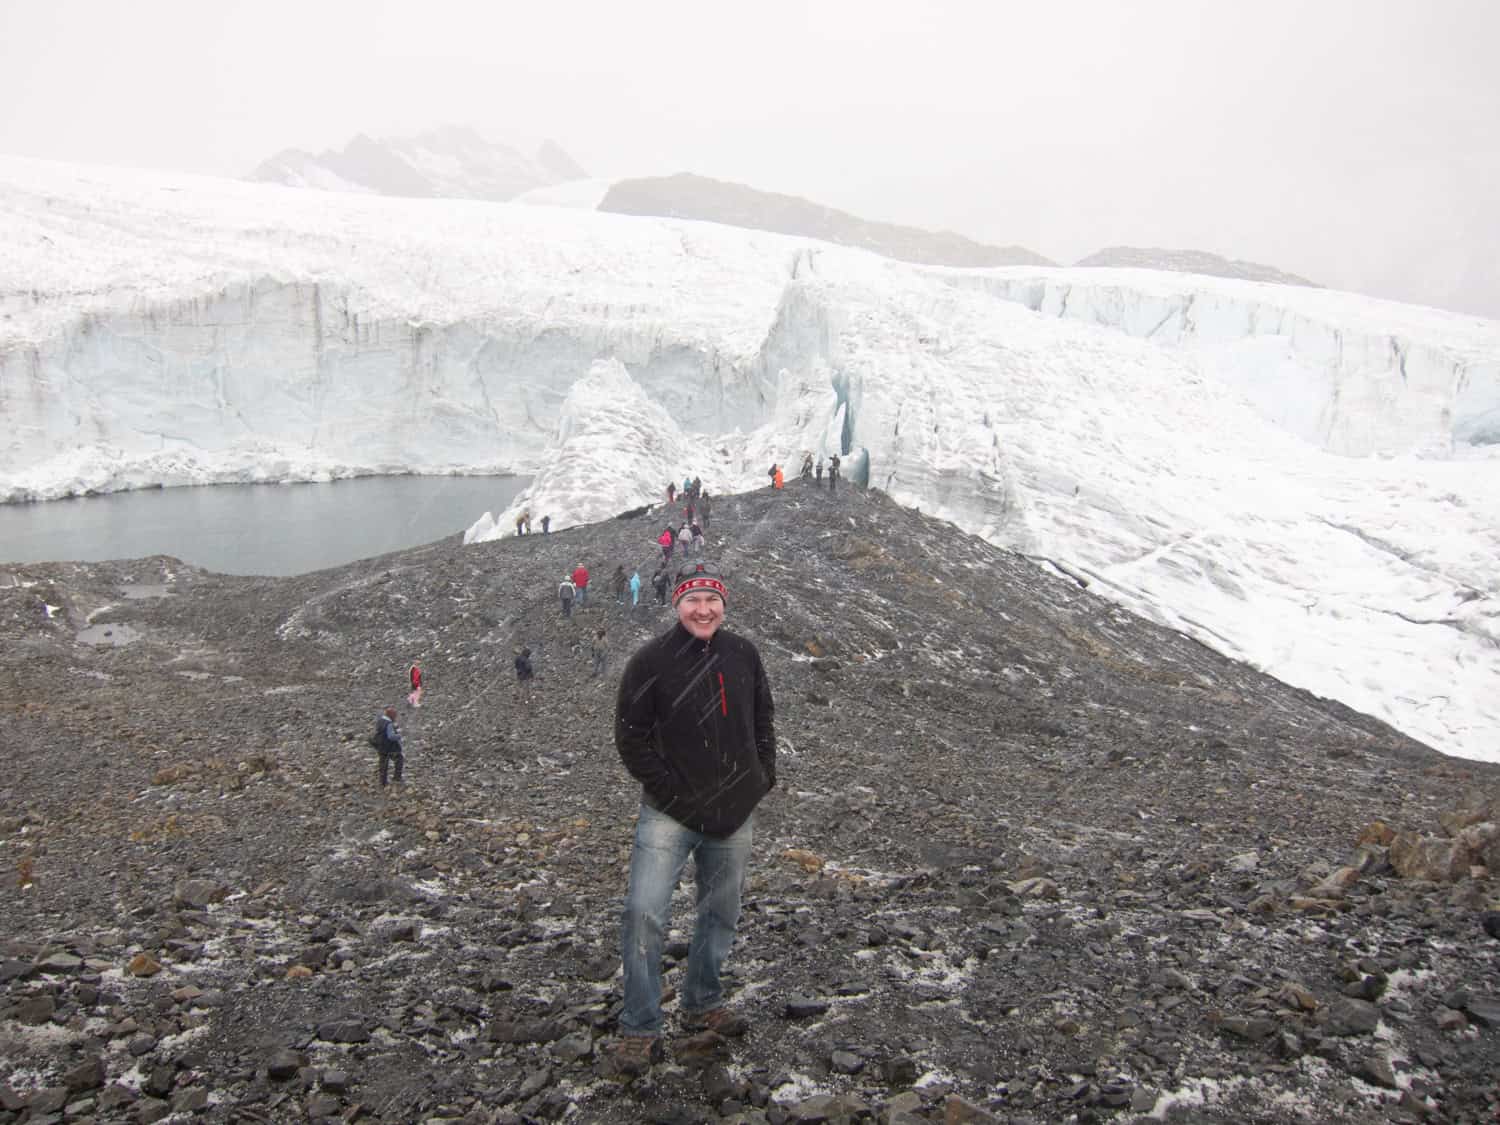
[
  {"x1": 408, "y1": 662, "x2": 423, "y2": 708},
  {"x1": 571, "y1": 563, "x2": 590, "y2": 608},
  {"x1": 658, "y1": 527, "x2": 674, "y2": 565}
]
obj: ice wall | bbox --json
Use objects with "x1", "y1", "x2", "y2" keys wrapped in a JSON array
[
  {"x1": 0, "y1": 277, "x2": 786, "y2": 502},
  {"x1": 941, "y1": 269, "x2": 1500, "y2": 456}
]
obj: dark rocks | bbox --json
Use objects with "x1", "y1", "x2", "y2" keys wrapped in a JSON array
[
  {"x1": 1323, "y1": 997, "x2": 1382, "y2": 1037},
  {"x1": 488, "y1": 1018, "x2": 567, "y2": 1044},
  {"x1": 267, "y1": 1049, "x2": 306, "y2": 1080},
  {"x1": 172, "y1": 878, "x2": 228, "y2": 909},
  {"x1": 828, "y1": 1049, "x2": 864, "y2": 1074},
  {"x1": 1462, "y1": 994, "x2": 1500, "y2": 1027},
  {"x1": 1352, "y1": 1053, "x2": 1399, "y2": 1090},
  {"x1": 1217, "y1": 1016, "x2": 1277, "y2": 1042},
  {"x1": 61, "y1": 1056, "x2": 104, "y2": 1092},
  {"x1": 15, "y1": 994, "x2": 55, "y2": 1024},
  {"x1": 316, "y1": 1018, "x2": 371, "y2": 1044},
  {"x1": 783, "y1": 996, "x2": 830, "y2": 1019},
  {"x1": 6, "y1": 488, "x2": 1500, "y2": 1124}
]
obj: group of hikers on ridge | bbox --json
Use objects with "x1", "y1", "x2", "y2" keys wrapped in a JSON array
[
  {"x1": 376, "y1": 462, "x2": 844, "y2": 783},
  {"x1": 768, "y1": 451, "x2": 841, "y2": 491}
]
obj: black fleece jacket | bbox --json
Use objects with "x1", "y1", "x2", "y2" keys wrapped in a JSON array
[{"x1": 614, "y1": 622, "x2": 776, "y2": 837}]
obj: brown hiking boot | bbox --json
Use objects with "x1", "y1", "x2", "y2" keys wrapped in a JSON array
[
  {"x1": 672, "y1": 1029, "x2": 727, "y2": 1065},
  {"x1": 605, "y1": 1035, "x2": 661, "y2": 1077},
  {"x1": 683, "y1": 1007, "x2": 749, "y2": 1037}
]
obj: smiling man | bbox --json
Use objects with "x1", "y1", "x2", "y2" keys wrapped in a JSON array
[{"x1": 609, "y1": 561, "x2": 777, "y2": 1075}]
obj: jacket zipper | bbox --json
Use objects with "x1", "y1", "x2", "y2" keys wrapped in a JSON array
[{"x1": 717, "y1": 671, "x2": 728, "y2": 716}]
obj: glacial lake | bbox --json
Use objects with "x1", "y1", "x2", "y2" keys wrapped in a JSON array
[{"x1": 0, "y1": 475, "x2": 530, "y2": 576}]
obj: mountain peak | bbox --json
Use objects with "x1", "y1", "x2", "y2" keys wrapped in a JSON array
[
  {"x1": 596, "y1": 173, "x2": 1055, "y2": 269},
  {"x1": 246, "y1": 127, "x2": 588, "y2": 202}
]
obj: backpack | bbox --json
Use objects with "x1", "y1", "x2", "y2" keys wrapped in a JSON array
[{"x1": 368, "y1": 726, "x2": 384, "y2": 751}]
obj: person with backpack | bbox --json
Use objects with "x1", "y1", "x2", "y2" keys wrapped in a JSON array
[
  {"x1": 651, "y1": 566, "x2": 670, "y2": 606},
  {"x1": 828, "y1": 454, "x2": 841, "y2": 493},
  {"x1": 800, "y1": 452, "x2": 813, "y2": 482},
  {"x1": 572, "y1": 563, "x2": 591, "y2": 608},
  {"x1": 373, "y1": 707, "x2": 404, "y2": 788},
  {"x1": 612, "y1": 565, "x2": 629, "y2": 605},
  {"x1": 515, "y1": 647, "x2": 535, "y2": 685},
  {"x1": 773, "y1": 465, "x2": 784, "y2": 490},
  {"x1": 690, "y1": 522, "x2": 705, "y2": 558},
  {"x1": 559, "y1": 575, "x2": 576, "y2": 617},
  {"x1": 541, "y1": 515, "x2": 551, "y2": 535},
  {"x1": 699, "y1": 492, "x2": 711, "y2": 531},
  {"x1": 658, "y1": 527, "x2": 675, "y2": 565},
  {"x1": 408, "y1": 662, "x2": 423, "y2": 708},
  {"x1": 667, "y1": 482, "x2": 677, "y2": 504}
]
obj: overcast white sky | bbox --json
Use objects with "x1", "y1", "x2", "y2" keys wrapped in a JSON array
[{"x1": 2, "y1": 0, "x2": 1497, "y2": 317}]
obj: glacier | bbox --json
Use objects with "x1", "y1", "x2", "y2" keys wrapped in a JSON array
[{"x1": 1, "y1": 154, "x2": 1497, "y2": 763}]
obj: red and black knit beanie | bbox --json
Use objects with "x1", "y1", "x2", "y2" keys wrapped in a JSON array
[{"x1": 672, "y1": 561, "x2": 726, "y2": 606}]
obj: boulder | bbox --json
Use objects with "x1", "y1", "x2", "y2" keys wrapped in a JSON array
[{"x1": 1389, "y1": 833, "x2": 1473, "y2": 882}]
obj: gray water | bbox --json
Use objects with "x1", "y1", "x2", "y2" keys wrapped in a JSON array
[{"x1": 0, "y1": 475, "x2": 530, "y2": 576}]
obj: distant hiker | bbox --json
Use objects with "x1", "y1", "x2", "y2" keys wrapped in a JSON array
[
  {"x1": 767, "y1": 463, "x2": 778, "y2": 488},
  {"x1": 613, "y1": 565, "x2": 629, "y2": 604},
  {"x1": 541, "y1": 515, "x2": 551, "y2": 535},
  {"x1": 607, "y1": 561, "x2": 775, "y2": 1075},
  {"x1": 816, "y1": 456, "x2": 824, "y2": 486},
  {"x1": 591, "y1": 626, "x2": 610, "y2": 678},
  {"x1": 559, "y1": 576, "x2": 576, "y2": 617},
  {"x1": 572, "y1": 564, "x2": 591, "y2": 607},
  {"x1": 374, "y1": 706, "x2": 404, "y2": 788},
  {"x1": 690, "y1": 522, "x2": 705, "y2": 557},
  {"x1": 408, "y1": 662, "x2": 423, "y2": 709},
  {"x1": 658, "y1": 527, "x2": 675, "y2": 564},
  {"x1": 652, "y1": 566, "x2": 670, "y2": 606},
  {"x1": 515, "y1": 513, "x2": 525, "y2": 536},
  {"x1": 629, "y1": 569, "x2": 642, "y2": 606},
  {"x1": 522, "y1": 511, "x2": 533, "y2": 535},
  {"x1": 514, "y1": 646, "x2": 534, "y2": 684},
  {"x1": 684, "y1": 500, "x2": 696, "y2": 526},
  {"x1": 683, "y1": 476, "x2": 692, "y2": 496},
  {"x1": 828, "y1": 454, "x2": 841, "y2": 493},
  {"x1": 691, "y1": 476, "x2": 702, "y2": 498},
  {"x1": 667, "y1": 482, "x2": 677, "y2": 504},
  {"x1": 800, "y1": 452, "x2": 813, "y2": 481},
  {"x1": 773, "y1": 465, "x2": 784, "y2": 490},
  {"x1": 699, "y1": 493, "x2": 712, "y2": 530}
]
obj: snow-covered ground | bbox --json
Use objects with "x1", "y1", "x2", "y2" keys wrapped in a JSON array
[{"x1": 1, "y1": 155, "x2": 1496, "y2": 763}]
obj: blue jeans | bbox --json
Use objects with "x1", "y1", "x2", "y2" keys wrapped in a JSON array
[{"x1": 620, "y1": 803, "x2": 753, "y2": 1036}]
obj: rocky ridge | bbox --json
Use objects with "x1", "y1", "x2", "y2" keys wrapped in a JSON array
[{"x1": 2, "y1": 482, "x2": 1499, "y2": 1123}]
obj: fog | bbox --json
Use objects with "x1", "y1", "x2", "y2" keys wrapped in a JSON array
[{"x1": 1, "y1": 0, "x2": 1497, "y2": 317}]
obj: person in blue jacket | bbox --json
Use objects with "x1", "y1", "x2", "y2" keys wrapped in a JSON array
[{"x1": 374, "y1": 706, "x2": 404, "y2": 787}]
